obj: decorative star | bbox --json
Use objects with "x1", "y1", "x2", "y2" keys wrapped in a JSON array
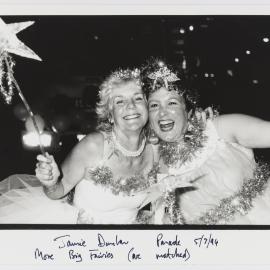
[{"x1": 0, "y1": 17, "x2": 41, "y2": 61}]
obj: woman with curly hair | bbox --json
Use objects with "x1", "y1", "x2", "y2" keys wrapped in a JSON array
[
  {"x1": 34, "y1": 68, "x2": 159, "y2": 224},
  {"x1": 144, "y1": 60, "x2": 270, "y2": 225},
  {"x1": 0, "y1": 68, "x2": 159, "y2": 224}
]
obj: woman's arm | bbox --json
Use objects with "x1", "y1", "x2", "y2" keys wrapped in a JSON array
[
  {"x1": 36, "y1": 132, "x2": 104, "y2": 199},
  {"x1": 213, "y1": 114, "x2": 270, "y2": 148}
]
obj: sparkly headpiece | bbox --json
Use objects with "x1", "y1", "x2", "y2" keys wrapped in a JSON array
[
  {"x1": 113, "y1": 68, "x2": 141, "y2": 80},
  {"x1": 147, "y1": 63, "x2": 180, "y2": 90},
  {"x1": 99, "y1": 68, "x2": 142, "y2": 97},
  {"x1": 143, "y1": 61, "x2": 183, "y2": 96},
  {"x1": 142, "y1": 59, "x2": 198, "y2": 109}
]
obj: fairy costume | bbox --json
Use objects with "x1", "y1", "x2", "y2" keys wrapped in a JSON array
[
  {"x1": 0, "y1": 174, "x2": 79, "y2": 223},
  {"x1": 0, "y1": 131, "x2": 157, "y2": 224},
  {"x1": 154, "y1": 118, "x2": 270, "y2": 225},
  {"x1": 73, "y1": 131, "x2": 157, "y2": 224}
]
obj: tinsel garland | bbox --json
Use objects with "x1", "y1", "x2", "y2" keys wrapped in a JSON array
[
  {"x1": 135, "y1": 210, "x2": 154, "y2": 224},
  {"x1": 159, "y1": 116, "x2": 208, "y2": 167},
  {"x1": 158, "y1": 114, "x2": 215, "y2": 224},
  {"x1": 0, "y1": 52, "x2": 15, "y2": 104},
  {"x1": 193, "y1": 162, "x2": 270, "y2": 225},
  {"x1": 86, "y1": 163, "x2": 158, "y2": 197},
  {"x1": 164, "y1": 190, "x2": 185, "y2": 224}
]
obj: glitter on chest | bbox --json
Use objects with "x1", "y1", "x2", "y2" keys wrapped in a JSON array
[{"x1": 85, "y1": 165, "x2": 157, "y2": 196}]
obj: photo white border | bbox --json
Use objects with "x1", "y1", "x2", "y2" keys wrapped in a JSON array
[{"x1": 1, "y1": 1, "x2": 270, "y2": 269}]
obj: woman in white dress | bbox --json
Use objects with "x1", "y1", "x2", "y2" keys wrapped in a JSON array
[
  {"x1": 144, "y1": 61, "x2": 270, "y2": 225},
  {"x1": 0, "y1": 68, "x2": 157, "y2": 224}
]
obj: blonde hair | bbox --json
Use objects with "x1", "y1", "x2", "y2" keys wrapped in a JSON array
[{"x1": 96, "y1": 68, "x2": 142, "y2": 132}]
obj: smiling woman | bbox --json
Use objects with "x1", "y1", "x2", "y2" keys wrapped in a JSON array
[
  {"x1": 0, "y1": 68, "x2": 157, "y2": 224},
  {"x1": 143, "y1": 60, "x2": 270, "y2": 225},
  {"x1": 148, "y1": 87, "x2": 187, "y2": 142}
]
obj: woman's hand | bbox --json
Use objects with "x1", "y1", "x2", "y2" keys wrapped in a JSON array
[
  {"x1": 161, "y1": 174, "x2": 193, "y2": 192},
  {"x1": 35, "y1": 153, "x2": 60, "y2": 187},
  {"x1": 188, "y1": 107, "x2": 214, "y2": 127}
]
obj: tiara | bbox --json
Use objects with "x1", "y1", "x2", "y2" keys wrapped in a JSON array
[
  {"x1": 99, "y1": 68, "x2": 142, "y2": 97},
  {"x1": 111, "y1": 68, "x2": 141, "y2": 80},
  {"x1": 147, "y1": 64, "x2": 180, "y2": 90}
]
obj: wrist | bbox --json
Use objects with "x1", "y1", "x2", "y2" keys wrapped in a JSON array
[{"x1": 43, "y1": 182, "x2": 58, "y2": 194}]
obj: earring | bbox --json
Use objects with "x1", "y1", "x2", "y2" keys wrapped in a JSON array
[{"x1": 147, "y1": 127, "x2": 159, "y2": 145}]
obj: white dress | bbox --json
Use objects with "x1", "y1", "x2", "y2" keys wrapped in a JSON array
[
  {"x1": 73, "y1": 132, "x2": 155, "y2": 224},
  {"x1": 0, "y1": 132, "x2": 155, "y2": 224},
  {"x1": 0, "y1": 174, "x2": 78, "y2": 224},
  {"x1": 154, "y1": 120, "x2": 270, "y2": 225}
]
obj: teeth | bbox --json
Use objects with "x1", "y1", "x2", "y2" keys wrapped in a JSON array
[
  {"x1": 124, "y1": 114, "x2": 140, "y2": 120},
  {"x1": 159, "y1": 120, "x2": 174, "y2": 125},
  {"x1": 159, "y1": 120, "x2": 174, "y2": 131}
]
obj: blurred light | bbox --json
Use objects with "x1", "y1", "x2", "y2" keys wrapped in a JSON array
[
  {"x1": 252, "y1": 79, "x2": 259, "y2": 84},
  {"x1": 182, "y1": 57, "x2": 186, "y2": 69},
  {"x1": 23, "y1": 132, "x2": 52, "y2": 147},
  {"x1": 175, "y1": 39, "x2": 184, "y2": 45},
  {"x1": 189, "y1": 25, "x2": 194, "y2": 31},
  {"x1": 234, "y1": 58, "x2": 239, "y2": 63},
  {"x1": 174, "y1": 50, "x2": 183, "y2": 55},
  {"x1": 200, "y1": 24, "x2": 208, "y2": 28},
  {"x1": 77, "y1": 134, "x2": 86, "y2": 141},
  {"x1": 59, "y1": 142, "x2": 63, "y2": 146},
  {"x1": 179, "y1": 28, "x2": 185, "y2": 34},
  {"x1": 246, "y1": 50, "x2": 251, "y2": 55},
  {"x1": 210, "y1": 73, "x2": 215, "y2": 78},
  {"x1": 263, "y1": 37, "x2": 269, "y2": 43},
  {"x1": 204, "y1": 73, "x2": 209, "y2": 78},
  {"x1": 158, "y1": 61, "x2": 165, "y2": 67},
  {"x1": 51, "y1": 125, "x2": 58, "y2": 133},
  {"x1": 227, "y1": 70, "x2": 233, "y2": 76},
  {"x1": 94, "y1": 35, "x2": 99, "y2": 40},
  {"x1": 196, "y1": 57, "x2": 200, "y2": 67}
]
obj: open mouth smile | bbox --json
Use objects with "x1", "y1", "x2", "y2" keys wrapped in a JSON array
[
  {"x1": 123, "y1": 114, "x2": 141, "y2": 120},
  {"x1": 158, "y1": 120, "x2": 175, "y2": 132}
]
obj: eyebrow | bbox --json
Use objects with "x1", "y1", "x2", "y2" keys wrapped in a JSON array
[
  {"x1": 112, "y1": 92, "x2": 143, "y2": 98},
  {"x1": 148, "y1": 99, "x2": 159, "y2": 103},
  {"x1": 112, "y1": 95, "x2": 124, "y2": 99}
]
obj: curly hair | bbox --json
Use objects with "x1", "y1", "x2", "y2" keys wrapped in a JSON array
[
  {"x1": 96, "y1": 68, "x2": 143, "y2": 132},
  {"x1": 141, "y1": 58, "x2": 198, "y2": 112}
]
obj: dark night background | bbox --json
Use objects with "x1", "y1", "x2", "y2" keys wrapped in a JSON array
[{"x1": 1, "y1": 15, "x2": 270, "y2": 180}]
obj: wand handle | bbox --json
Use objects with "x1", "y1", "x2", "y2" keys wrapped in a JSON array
[{"x1": 4, "y1": 56, "x2": 46, "y2": 156}]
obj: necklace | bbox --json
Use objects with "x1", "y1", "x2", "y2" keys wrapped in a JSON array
[
  {"x1": 112, "y1": 131, "x2": 146, "y2": 157},
  {"x1": 159, "y1": 116, "x2": 207, "y2": 167}
]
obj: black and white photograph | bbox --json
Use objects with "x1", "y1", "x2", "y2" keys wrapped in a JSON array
[{"x1": 1, "y1": 14, "x2": 270, "y2": 226}]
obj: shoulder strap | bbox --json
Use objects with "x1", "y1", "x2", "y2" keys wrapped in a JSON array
[
  {"x1": 99, "y1": 131, "x2": 115, "y2": 165},
  {"x1": 149, "y1": 143, "x2": 160, "y2": 164}
]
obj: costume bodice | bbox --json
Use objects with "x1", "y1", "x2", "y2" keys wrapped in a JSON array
[
  {"x1": 173, "y1": 120, "x2": 256, "y2": 223},
  {"x1": 73, "y1": 132, "x2": 155, "y2": 224},
  {"x1": 155, "y1": 120, "x2": 270, "y2": 224}
]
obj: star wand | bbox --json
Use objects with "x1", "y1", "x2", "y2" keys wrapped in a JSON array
[{"x1": 0, "y1": 17, "x2": 45, "y2": 155}]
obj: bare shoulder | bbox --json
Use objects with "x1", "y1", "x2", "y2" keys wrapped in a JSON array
[
  {"x1": 79, "y1": 132, "x2": 104, "y2": 153},
  {"x1": 212, "y1": 114, "x2": 260, "y2": 142},
  {"x1": 213, "y1": 114, "x2": 259, "y2": 128},
  {"x1": 63, "y1": 132, "x2": 104, "y2": 167}
]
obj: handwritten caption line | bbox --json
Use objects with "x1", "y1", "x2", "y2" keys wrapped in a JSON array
[{"x1": 34, "y1": 232, "x2": 219, "y2": 263}]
